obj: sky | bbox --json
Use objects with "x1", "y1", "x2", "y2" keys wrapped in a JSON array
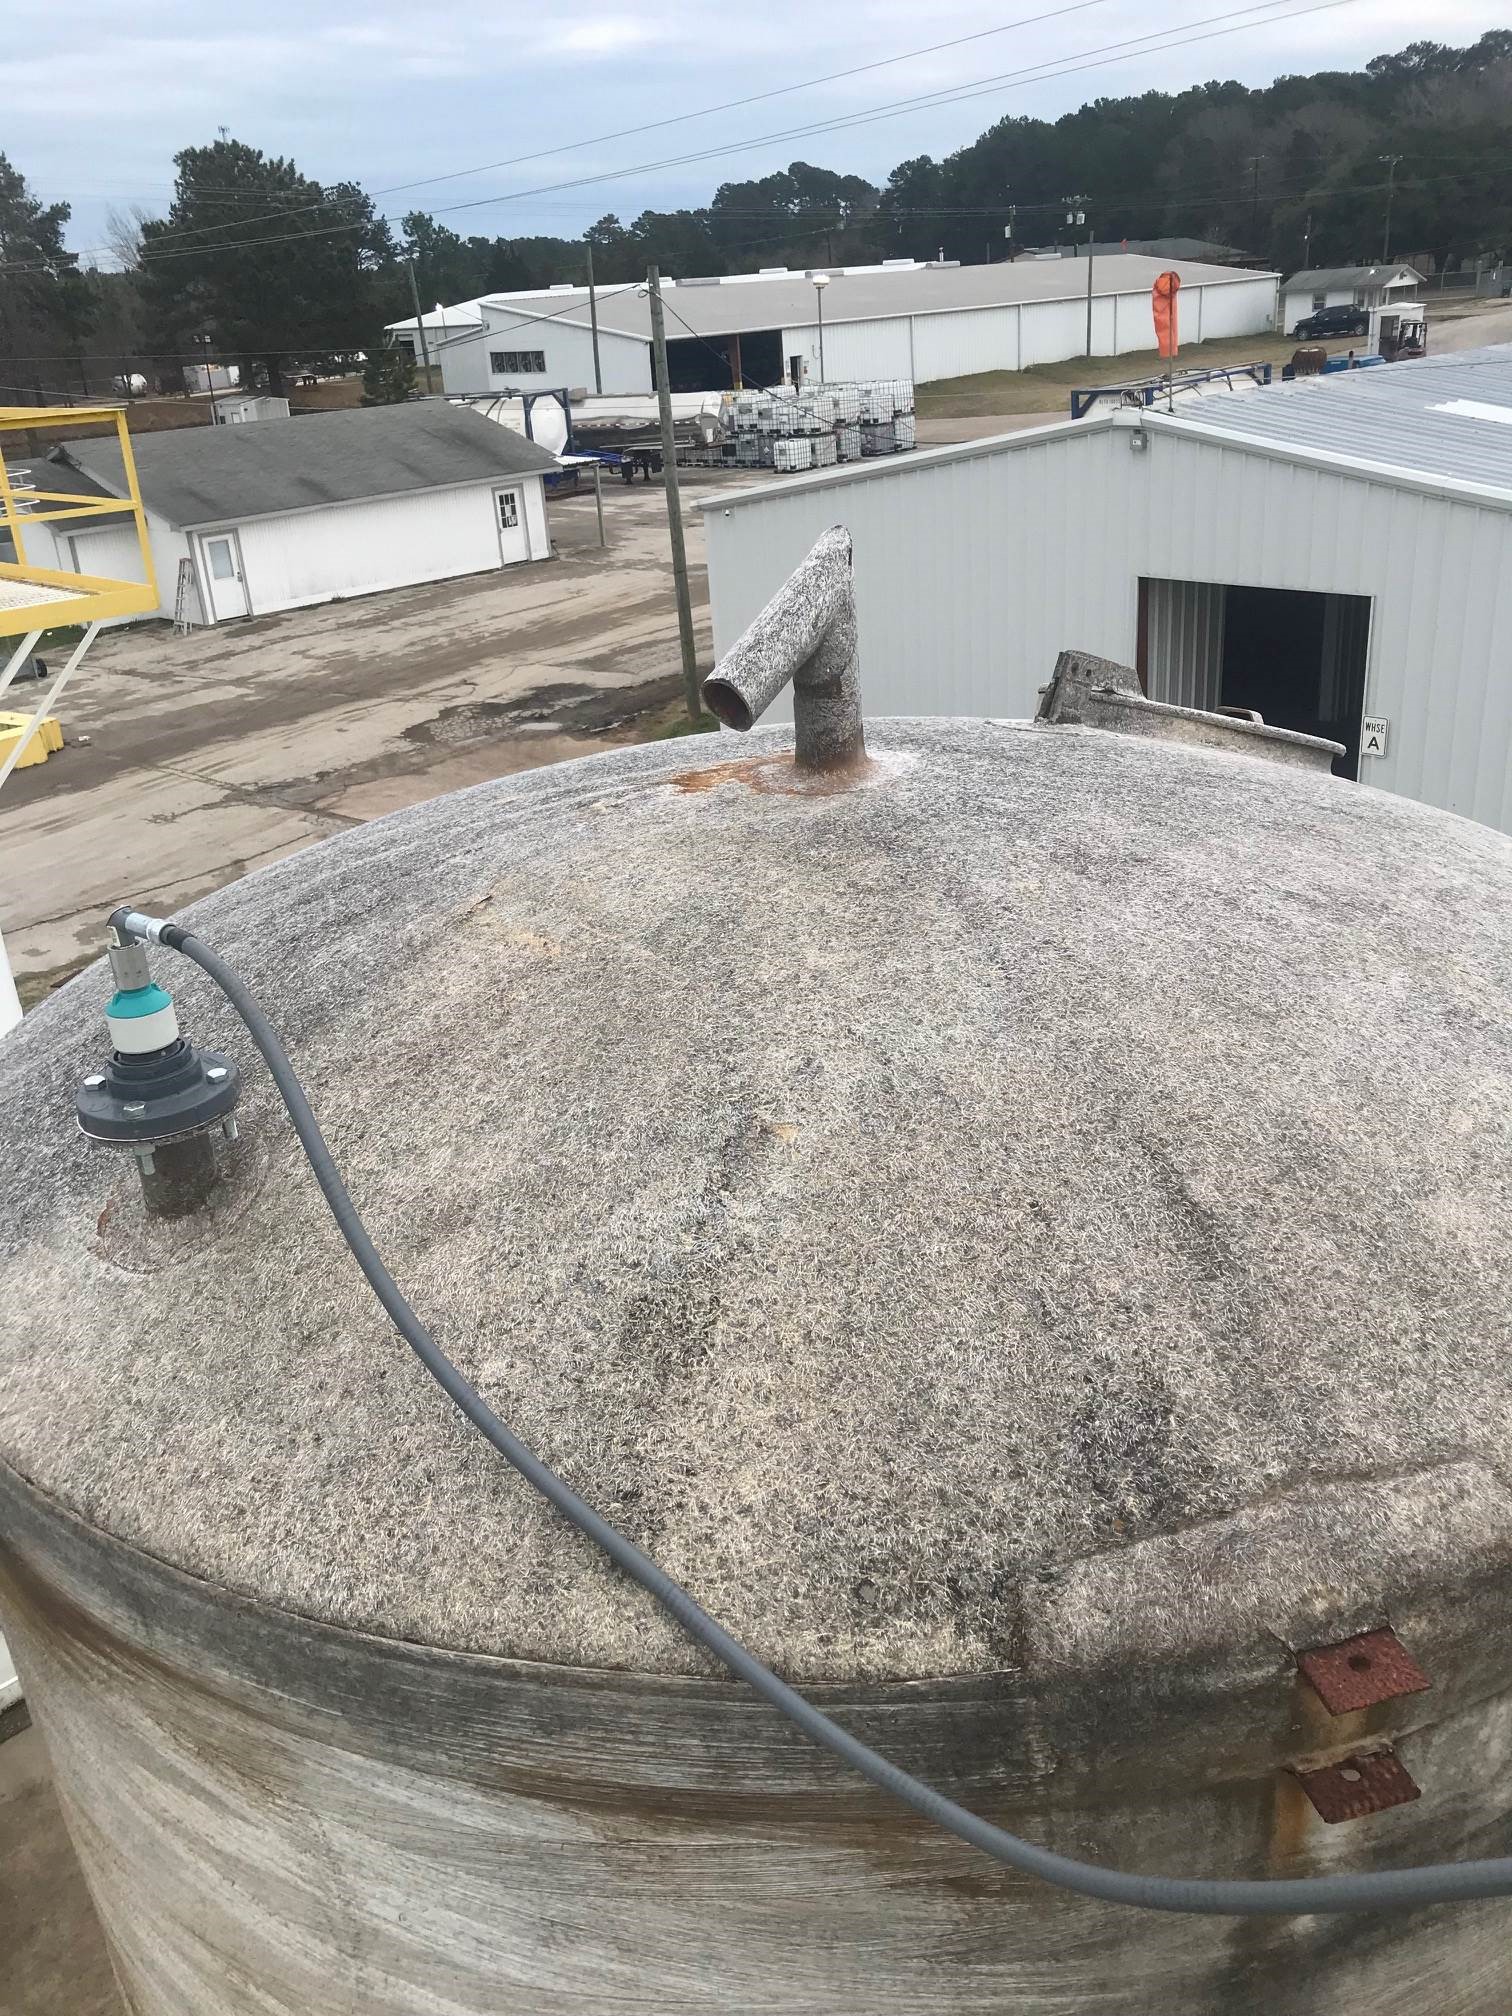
[{"x1": 8, "y1": 0, "x2": 1509, "y2": 266}]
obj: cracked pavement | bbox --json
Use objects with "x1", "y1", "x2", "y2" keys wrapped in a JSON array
[{"x1": 4, "y1": 479, "x2": 718, "y2": 997}]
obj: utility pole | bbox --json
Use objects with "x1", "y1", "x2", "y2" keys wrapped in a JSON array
[
  {"x1": 1064, "y1": 196, "x2": 1091, "y2": 357},
  {"x1": 585, "y1": 240, "x2": 603, "y2": 396},
  {"x1": 1302, "y1": 210, "x2": 1313, "y2": 270},
  {"x1": 198, "y1": 333, "x2": 219, "y2": 425},
  {"x1": 1248, "y1": 154, "x2": 1265, "y2": 248},
  {"x1": 647, "y1": 267, "x2": 701, "y2": 725},
  {"x1": 405, "y1": 257, "x2": 433, "y2": 387},
  {"x1": 1380, "y1": 155, "x2": 1403, "y2": 263}
]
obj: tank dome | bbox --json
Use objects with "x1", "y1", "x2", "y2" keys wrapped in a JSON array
[{"x1": 5, "y1": 710, "x2": 1512, "y2": 1686}]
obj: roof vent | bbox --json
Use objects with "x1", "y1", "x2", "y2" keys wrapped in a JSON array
[{"x1": 1037, "y1": 648, "x2": 1343, "y2": 772}]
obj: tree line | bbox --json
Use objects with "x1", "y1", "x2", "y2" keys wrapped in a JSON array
[{"x1": 1, "y1": 29, "x2": 1507, "y2": 400}]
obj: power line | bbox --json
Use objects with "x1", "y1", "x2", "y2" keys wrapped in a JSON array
[
  {"x1": 14, "y1": 0, "x2": 1361, "y2": 276},
  {"x1": 363, "y1": 0, "x2": 1129, "y2": 200},
  {"x1": 63, "y1": 0, "x2": 1132, "y2": 260},
  {"x1": 394, "y1": 0, "x2": 1357, "y2": 228}
]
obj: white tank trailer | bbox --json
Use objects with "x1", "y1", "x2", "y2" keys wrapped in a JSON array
[{"x1": 4, "y1": 532, "x2": 1512, "y2": 2014}]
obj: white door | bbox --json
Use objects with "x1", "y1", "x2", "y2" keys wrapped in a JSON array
[
  {"x1": 202, "y1": 533, "x2": 250, "y2": 620},
  {"x1": 495, "y1": 488, "x2": 528, "y2": 566}
]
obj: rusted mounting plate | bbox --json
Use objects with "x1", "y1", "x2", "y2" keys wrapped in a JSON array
[
  {"x1": 1294, "y1": 1750, "x2": 1421, "y2": 1824},
  {"x1": 1297, "y1": 1628, "x2": 1431, "y2": 1715}
]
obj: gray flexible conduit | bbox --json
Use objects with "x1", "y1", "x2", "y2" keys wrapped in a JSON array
[{"x1": 152, "y1": 918, "x2": 1512, "y2": 1917}]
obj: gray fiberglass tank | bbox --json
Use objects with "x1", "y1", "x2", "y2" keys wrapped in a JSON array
[{"x1": 4, "y1": 530, "x2": 1512, "y2": 2014}]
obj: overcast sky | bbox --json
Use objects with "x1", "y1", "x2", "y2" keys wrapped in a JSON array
[{"x1": 10, "y1": 0, "x2": 1508, "y2": 264}]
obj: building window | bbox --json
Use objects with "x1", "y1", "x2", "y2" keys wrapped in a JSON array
[
  {"x1": 1312, "y1": 293, "x2": 1327, "y2": 310},
  {"x1": 490, "y1": 350, "x2": 547, "y2": 374},
  {"x1": 498, "y1": 491, "x2": 519, "y2": 530}
]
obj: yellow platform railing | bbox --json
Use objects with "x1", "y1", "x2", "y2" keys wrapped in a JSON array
[{"x1": 0, "y1": 404, "x2": 159, "y2": 634}]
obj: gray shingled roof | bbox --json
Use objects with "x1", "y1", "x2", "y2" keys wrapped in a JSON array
[{"x1": 63, "y1": 401, "x2": 559, "y2": 530}]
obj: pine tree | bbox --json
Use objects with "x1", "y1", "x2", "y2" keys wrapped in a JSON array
[{"x1": 361, "y1": 344, "x2": 416, "y2": 405}]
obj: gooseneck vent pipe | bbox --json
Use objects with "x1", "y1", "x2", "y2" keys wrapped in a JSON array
[
  {"x1": 701, "y1": 525, "x2": 866, "y2": 774},
  {"x1": 81, "y1": 909, "x2": 1512, "y2": 1921}
]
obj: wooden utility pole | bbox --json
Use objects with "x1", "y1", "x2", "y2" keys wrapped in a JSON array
[
  {"x1": 406, "y1": 258, "x2": 433, "y2": 388},
  {"x1": 1064, "y1": 196, "x2": 1091, "y2": 356},
  {"x1": 647, "y1": 266, "x2": 701, "y2": 724},
  {"x1": 1380, "y1": 155, "x2": 1403, "y2": 263},
  {"x1": 586, "y1": 240, "x2": 603, "y2": 396}
]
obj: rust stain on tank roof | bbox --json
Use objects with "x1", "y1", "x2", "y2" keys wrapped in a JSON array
[{"x1": 671, "y1": 753, "x2": 877, "y2": 798}]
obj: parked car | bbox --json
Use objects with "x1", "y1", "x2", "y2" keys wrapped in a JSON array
[{"x1": 1290, "y1": 304, "x2": 1370, "y2": 340}]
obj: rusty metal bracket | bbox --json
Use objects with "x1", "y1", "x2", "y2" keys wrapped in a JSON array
[
  {"x1": 1294, "y1": 1750, "x2": 1422, "y2": 1824},
  {"x1": 1297, "y1": 1627, "x2": 1432, "y2": 1715}
]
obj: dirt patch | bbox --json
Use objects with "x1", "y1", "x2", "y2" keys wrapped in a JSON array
[
  {"x1": 405, "y1": 676, "x2": 686, "y2": 753},
  {"x1": 17, "y1": 953, "x2": 96, "y2": 1011},
  {"x1": 916, "y1": 330, "x2": 1366, "y2": 420}
]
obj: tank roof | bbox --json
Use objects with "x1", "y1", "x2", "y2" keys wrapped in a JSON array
[{"x1": 5, "y1": 718, "x2": 1512, "y2": 1683}]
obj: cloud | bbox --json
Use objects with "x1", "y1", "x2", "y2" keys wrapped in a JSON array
[
  {"x1": 535, "y1": 14, "x2": 676, "y2": 57},
  {"x1": 7, "y1": 0, "x2": 1510, "y2": 263}
]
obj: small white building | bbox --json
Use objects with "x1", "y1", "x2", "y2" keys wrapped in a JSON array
[
  {"x1": 702, "y1": 346, "x2": 1512, "y2": 837},
  {"x1": 1282, "y1": 264, "x2": 1424, "y2": 334},
  {"x1": 211, "y1": 394, "x2": 291, "y2": 426},
  {"x1": 20, "y1": 402, "x2": 557, "y2": 627},
  {"x1": 387, "y1": 255, "x2": 1280, "y2": 398},
  {"x1": 185, "y1": 362, "x2": 240, "y2": 395}
]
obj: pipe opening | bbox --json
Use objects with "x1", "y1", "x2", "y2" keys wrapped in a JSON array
[{"x1": 702, "y1": 679, "x2": 753, "y2": 732}]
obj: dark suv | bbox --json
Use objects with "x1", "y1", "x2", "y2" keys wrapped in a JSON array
[{"x1": 1291, "y1": 303, "x2": 1369, "y2": 339}]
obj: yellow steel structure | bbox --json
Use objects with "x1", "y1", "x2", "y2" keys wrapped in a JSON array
[
  {"x1": 0, "y1": 406, "x2": 158, "y2": 1036},
  {"x1": 0, "y1": 404, "x2": 158, "y2": 633}
]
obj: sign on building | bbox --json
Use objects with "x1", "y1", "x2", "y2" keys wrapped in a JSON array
[{"x1": 1361, "y1": 716, "x2": 1390, "y2": 758}]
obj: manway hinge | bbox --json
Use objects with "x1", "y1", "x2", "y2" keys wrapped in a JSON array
[
  {"x1": 1289, "y1": 1627, "x2": 1433, "y2": 1823},
  {"x1": 1296, "y1": 1627, "x2": 1432, "y2": 1716}
]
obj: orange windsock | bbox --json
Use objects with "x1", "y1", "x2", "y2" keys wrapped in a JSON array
[{"x1": 1153, "y1": 270, "x2": 1181, "y2": 359}]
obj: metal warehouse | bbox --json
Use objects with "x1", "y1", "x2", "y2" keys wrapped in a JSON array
[
  {"x1": 388, "y1": 255, "x2": 1280, "y2": 396},
  {"x1": 703, "y1": 346, "x2": 1512, "y2": 836},
  {"x1": 12, "y1": 402, "x2": 558, "y2": 626}
]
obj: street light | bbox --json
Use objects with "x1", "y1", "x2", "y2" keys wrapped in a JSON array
[{"x1": 812, "y1": 272, "x2": 830, "y2": 383}]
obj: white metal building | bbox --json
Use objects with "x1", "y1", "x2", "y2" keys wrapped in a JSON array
[
  {"x1": 1281, "y1": 264, "x2": 1425, "y2": 334},
  {"x1": 211, "y1": 394, "x2": 291, "y2": 425},
  {"x1": 703, "y1": 347, "x2": 1512, "y2": 835},
  {"x1": 18, "y1": 403, "x2": 557, "y2": 626},
  {"x1": 387, "y1": 256, "x2": 1280, "y2": 397}
]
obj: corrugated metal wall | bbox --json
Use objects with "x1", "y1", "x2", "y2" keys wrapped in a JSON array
[
  {"x1": 781, "y1": 276, "x2": 1276, "y2": 386},
  {"x1": 703, "y1": 419, "x2": 1512, "y2": 834},
  {"x1": 783, "y1": 318, "x2": 914, "y2": 382},
  {"x1": 912, "y1": 305, "x2": 1021, "y2": 379},
  {"x1": 1144, "y1": 578, "x2": 1225, "y2": 711},
  {"x1": 440, "y1": 321, "x2": 651, "y2": 397},
  {"x1": 234, "y1": 483, "x2": 516, "y2": 617}
]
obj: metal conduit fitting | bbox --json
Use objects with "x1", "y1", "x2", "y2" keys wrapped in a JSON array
[{"x1": 701, "y1": 525, "x2": 866, "y2": 774}]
